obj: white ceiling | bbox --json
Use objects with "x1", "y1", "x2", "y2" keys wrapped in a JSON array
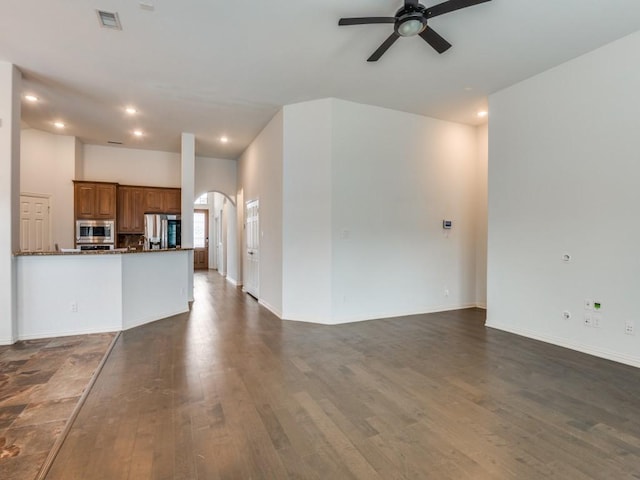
[{"x1": 2, "y1": 0, "x2": 639, "y2": 159}]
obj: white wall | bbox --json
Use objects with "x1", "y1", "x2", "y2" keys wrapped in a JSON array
[
  {"x1": 121, "y1": 251, "x2": 189, "y2": 330},
  {"x1": 237, "y1": 110, "x2": 284, "y2": 315},
  {"x1": 82, "y1": 144, "x2": 181, "y2": 186},
  {"x1": 21, "y1": 129, "x2": 78, "y2": 248},
  {"x1": 195, "y1": 156, "x2": 237, "y2": 201},
  {"x1": 282, "y1": 100, "x2": 333, "y2": 322},
  {"x1": 475, "y1": 124, "x2": 488, "y2": 307},
  {"x1": 279, "y1": 98, "x2": 480, "y2": 324},
  {"x1": 0, "y1": 62, "x2": 21, "y2": 345},
  {"x1": 487, "y1": 31, "x2": 640, "y2": 368},
  {"x1": 330, "y1": 99, "x2": 478, "y2": 323},
  {"x1": 18, "y1": 255, "x2": 122, "y2": 338},
  {"x1": 225, "y1": 201, "x2": 238, "y2": 284},
  {"x1": 211, "y1": 193, "x2": 225, "y2": 273}
]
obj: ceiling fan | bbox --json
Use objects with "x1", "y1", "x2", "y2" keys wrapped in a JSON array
[{"x1": 338, "y1": 0, "x2": 491, "y2": 62}]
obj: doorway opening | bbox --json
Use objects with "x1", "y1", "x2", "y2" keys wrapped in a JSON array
[
  {"x1": 194, "y1": 191, "x2": 239, "y2": 284},
  {"x1": 193, "y1": 208, "x2": 208, "y2": 270}
]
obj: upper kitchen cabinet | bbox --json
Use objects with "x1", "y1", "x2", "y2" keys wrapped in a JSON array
[
  {"x1": 144, "y1": 188, "x2": 164, "y2": 213},
  {"x1": 163, "y1": 188, "x2": 181, "y2": 214},
  {"x1": 143, "y1": 187, "x2": 181, "y2": 214},
  {"x1": 117, "y1": 186, "x2": 145, "y2": 233},
  {"x1": 74, "y1": 181, "x2": 117, "y2": 220}
]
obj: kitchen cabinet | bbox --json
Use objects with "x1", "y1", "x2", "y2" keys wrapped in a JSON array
[
  {"x1": 74, "y1": 181, "x2": 117, "y2": 220},
  {"x1": 117, "y1": 186, "x2": 181, "y2": 234},
  {"x1": 163, "y1": 188, "x2": 181, "y2": 214},
  {"x1": 144, "y1": 187, "x2": 181, "y2": 214},
  {"x1": 144, "y1": 188, "x2": 164, "y2": 213},
  {"x1": 117, "y1": 186, "x2": 145, "y2": 233}
]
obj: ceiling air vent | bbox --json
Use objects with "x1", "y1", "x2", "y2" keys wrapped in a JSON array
[
  {"x1": 96, "y1": 10, "x2": 122, "y2": 30},
  {"x1": 107, "y1": 141, "x2": 123, "y2": 145}
]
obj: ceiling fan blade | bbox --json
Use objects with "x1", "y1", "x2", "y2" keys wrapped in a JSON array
[
  {"x1": 427, "y1": 0, "x2": 491, "y2": 19},
  {"x1": 339, "y1": 17, "x2": 396, "y2": 26},
  {"x1": 367, "y1": 33, "x2": 400, "y2": 62},
  {"x1": 419, "y1": 26, "x2": 452, "y2": 54}
]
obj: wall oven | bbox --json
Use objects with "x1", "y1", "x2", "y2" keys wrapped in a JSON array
[{"x1": 76, "y1": 220, "x2": 115, "y2": 247}]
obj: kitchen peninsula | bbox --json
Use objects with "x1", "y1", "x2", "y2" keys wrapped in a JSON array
[{"x1": 15, "y1": 248, "x2": 191, "y2": 340}]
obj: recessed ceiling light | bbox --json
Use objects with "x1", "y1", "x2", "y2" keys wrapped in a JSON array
[
  {"x1": 54, "y1": 121, "x2": 65, "y2": 129},
  {"x1": 96, "y1": 10, "x2": 122, "y2": 30},
  {"x1": 24, "y1": 95, "x2": 38, "y2": 102},
  {"x1": 477, "y1": 111, "x2": 488, "y2": 118},
  {"x1": 133, "y1": 130, "x2": 144, "y2": 137},
  {"x1": 220, "y1": 136, "x2": 229, "y2": 143},
  {"x1": 125, "y1": 106, "x2": 137, "y2": 115}
]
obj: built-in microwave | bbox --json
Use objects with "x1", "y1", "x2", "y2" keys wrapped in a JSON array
[{"x1": 76, "y1": 220, "x2": 115, "y2": 245}]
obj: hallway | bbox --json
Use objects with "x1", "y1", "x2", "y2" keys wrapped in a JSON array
[{"x1": 45, "y1": 271, "x2": 640, "y2": 479}]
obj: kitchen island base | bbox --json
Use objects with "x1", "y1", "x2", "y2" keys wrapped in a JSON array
[{"x1": 16, "y1": 250, "x2": 190, "y2": 340}]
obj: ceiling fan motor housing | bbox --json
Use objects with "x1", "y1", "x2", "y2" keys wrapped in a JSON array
[{"x1": 394, "y1": 4, "x2": 428, "y2": 37}]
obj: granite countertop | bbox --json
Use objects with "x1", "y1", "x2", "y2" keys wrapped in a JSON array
[{"x1": 15, "y1": 248, "x2": 193, "y2": 257}]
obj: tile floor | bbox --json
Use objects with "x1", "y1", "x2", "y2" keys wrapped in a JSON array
[{"x1": 0, "y1": 333, "x2": 116, "y2": 480}]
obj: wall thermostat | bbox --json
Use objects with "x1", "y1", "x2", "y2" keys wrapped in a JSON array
[{"x1": 443, "y1": 220, "x2": 452, "y2": 229}]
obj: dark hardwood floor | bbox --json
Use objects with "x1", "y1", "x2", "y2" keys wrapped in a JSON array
[{"x1": 45, "y1": 271, "x2": 640, "y2": 479}]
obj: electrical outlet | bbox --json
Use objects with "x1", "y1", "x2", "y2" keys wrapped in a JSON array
[
  {"x1": 592, "y1": 314, "x2": 601, "y2": 328},
  {"x1": 444, "y1": 288, "x2": 450, "y2": 297},
  {"x1": 584, "y1": 299, "x2": 593, "y2": 310},
  {"x1": 625, "y1": 320, "x2": 635, "y2": 336},
  {"x1": 71, "y1": 302, "x2": 78, "y2": 313},
  {"x1": 584, "y1": 314, "x2": 592, "y2": 327}
]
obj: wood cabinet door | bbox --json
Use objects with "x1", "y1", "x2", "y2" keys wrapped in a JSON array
[
  {"x1": 118, "y1": 187, "x2": 146, "y2": 233},
  {"x1": 130, "y1": 188, "x2": 145, "y2": 232},
  {"x1": 95, "y1": 184, "x2": 116, "y2": 219},
  {"x1": 144, "y1": 188, "x2": 164, "y2": 213},
  {"x1": 75, "y1": 184, "x2": 96, "y2": 219},
  {"x1": 163, "y1": 188, "x2": 181, "y2": 214}
]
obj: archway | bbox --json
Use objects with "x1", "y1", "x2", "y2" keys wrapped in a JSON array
[{"x1": 193, "y1": 190, "x2": 239, "y2": 285}]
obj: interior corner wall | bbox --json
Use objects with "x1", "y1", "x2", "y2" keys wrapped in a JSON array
[
  {"x1": 82, "y1": 144, "x2": 181, "y2": 187},
  {"x1": 237, "y1": 110, "x2": 283, "y2": 316},
  {"x1": 281, "y1": 99, "x2": 333, "y2": 322},
  {"x1": 475, "y1": 123, "x2": 488, "y2": 308},
  {"x1": 20, "y1": 128, "x2": 77, "y2": 249},
  {"x1": 330, "y1": 99, "x2": 478, "y2": 323},
  {"x1": 487, "y1": 31, "x2": 640, "y2": 367}
]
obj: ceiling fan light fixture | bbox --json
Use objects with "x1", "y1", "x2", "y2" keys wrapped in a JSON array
[{"x1": 397, "y1": 17, "x2": 426, "y2": 37}]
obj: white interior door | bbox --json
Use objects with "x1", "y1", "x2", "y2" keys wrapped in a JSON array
[
  {"x1": 20, "y1": 194, "x2": 51, "y2": 252},
  {"x1": 244, "y1": 200, "x2": 259, "y2": 298}
]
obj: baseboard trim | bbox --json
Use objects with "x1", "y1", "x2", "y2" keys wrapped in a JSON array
[
  {"x1": 123, "y1": 306, "x2": 190, "y2": 331},
  {"x1": 0, "y1": 337, "x2": 17, "y2": 346},
  {"x1": 258, "y1": 299, "x2": 283, "y2": 318},
  {"x1": 282, "y1": 304, "x2": 480, "y2": 326},
  {"x1": 486, "y1": 321, "x2": 640, "y2": 369},
  {"x1": 226, "y1": 276, "x2": 238, "y2": 287}
]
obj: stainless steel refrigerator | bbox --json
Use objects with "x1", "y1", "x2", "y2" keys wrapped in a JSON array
[{"x1": 144, "y1": 214, "x2": 181, "y2": 249}]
